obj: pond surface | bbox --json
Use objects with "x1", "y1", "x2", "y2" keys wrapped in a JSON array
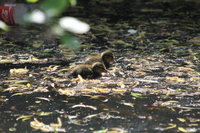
[
  {"x1": 2, "y1": 91, "x2": 200, "y2": 133},
  {"x1": 1, "y1": 0, "x2": 200, "y2": 132}
]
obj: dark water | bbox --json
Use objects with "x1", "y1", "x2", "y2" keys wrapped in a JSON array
[
  {"x1": 1, "y1": 91, "x2": 200, "y2": 133},
  {"x1": 1, "y1": 0, "x2": 200, "y2": 132}
]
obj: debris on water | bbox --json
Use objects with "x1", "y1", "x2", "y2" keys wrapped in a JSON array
[
  {"x1": 128, "y1": 29, "x2": 137, "y2": 34},
  {"x1": 30, "y1": 117, "x2": 66, "y2": 132}
]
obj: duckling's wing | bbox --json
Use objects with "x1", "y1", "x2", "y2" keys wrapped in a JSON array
[
  {"x1": 79, "y1": 67, "x2": 93, "y2": 78},
  {"x1": 69, "y1": 65, "x2": 94, "y2": 79},
  {"x1": 68, "y1": 65, "x2": 84, "y2": 78}
]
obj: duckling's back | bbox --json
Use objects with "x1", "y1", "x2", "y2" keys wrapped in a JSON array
[{"x1": 84, "y1": 56, "x2": 103, "y2": 64}]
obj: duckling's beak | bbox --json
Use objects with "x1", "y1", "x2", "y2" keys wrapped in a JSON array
[{"x1": 111, "y1": 60, "x2": 116, "y2": 63}]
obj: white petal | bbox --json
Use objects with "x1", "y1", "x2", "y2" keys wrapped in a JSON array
[
  {"x1": 25, "y1": 9, "x2": 46, "y2": 24},
  {"x1": 59, "y1": 17, "x2": 90, "y2": 34}
]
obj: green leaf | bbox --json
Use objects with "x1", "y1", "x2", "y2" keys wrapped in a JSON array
[
  {"x1": 38, "y1": 112, "x2": 53, "y2": 116},
  {"x1": 93, "y1": 128, "x2": 108, "y2": 133},
  {"x1": 178, "y1": 127, "x2": 188, "y2": 133},
  {"x1": 166, "y1": 124, "x2": 176, "y2": 129},
  {"x1": 130, "y1": 93, "x2": 143, "y2": 98},
  {"x1": 14, "y1": 80, "x2": 29, "y2": 84},
  {"x1": 26, "y1": 0, "x2": 38, "y2": 3},
  {"x1": 11, "y1": 93, "x2": 24, "y2": 97},
  {"x1": 16, "y1": 115, "x2": 33, "y2": 121},
  {"x1": 69, "y1": 0, "x2": 77, "y2": 6},
  {"x1": 177, "y1": 118, "x2": 186, "y2": 122},
  {"x1": 61, "y1": 33, "x2": 80, "y2": 50},
  {"x1": 40, "y1": 0, "x2": 68, "y2": 17}
]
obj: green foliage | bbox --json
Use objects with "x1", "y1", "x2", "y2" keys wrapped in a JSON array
[
  {"x1": 26, "y1": 0, "x2": 39, "y2": 3},
  {"x1": 39, "y1": 0, "x2": 83, "y2": 51},
  {"x1": 69, "y1": 0, "x2": 77, "y2": 6},
  {"x1": 40, "y1": 0, "x2": 69, "y2": 17},
  {"x1": 1, "y1": 0, "x2": 83, "y2": 51},
  {"x1": 130, "y1": 93, "x2": 143, "y2": 98},
  {"x1": 60, "y1": 33, "x2": 80, "y2": 50}
]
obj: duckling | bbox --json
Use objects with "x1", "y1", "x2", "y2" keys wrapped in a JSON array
[
  {"x1": 84, "y1": 50, "x2": 116, "y2": 68},
  {"x1": 68, "y1": 62, "x2": 107, "y2": 79}
]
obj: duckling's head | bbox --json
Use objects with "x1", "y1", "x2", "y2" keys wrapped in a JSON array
[
  {"x1": 101, "y1": 50, "x2": 116, "y2": 63},
  {"x1": 92, "y1": 62, "x2": 107, "y2": 74}
]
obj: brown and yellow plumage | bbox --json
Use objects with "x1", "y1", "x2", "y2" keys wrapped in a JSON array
[
  {"x1": 84, "y1": 50, "x2": 116, "y2": 68},
  {"x1": 68, "y1": 62, "x2": 107, "y2": 79}
]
